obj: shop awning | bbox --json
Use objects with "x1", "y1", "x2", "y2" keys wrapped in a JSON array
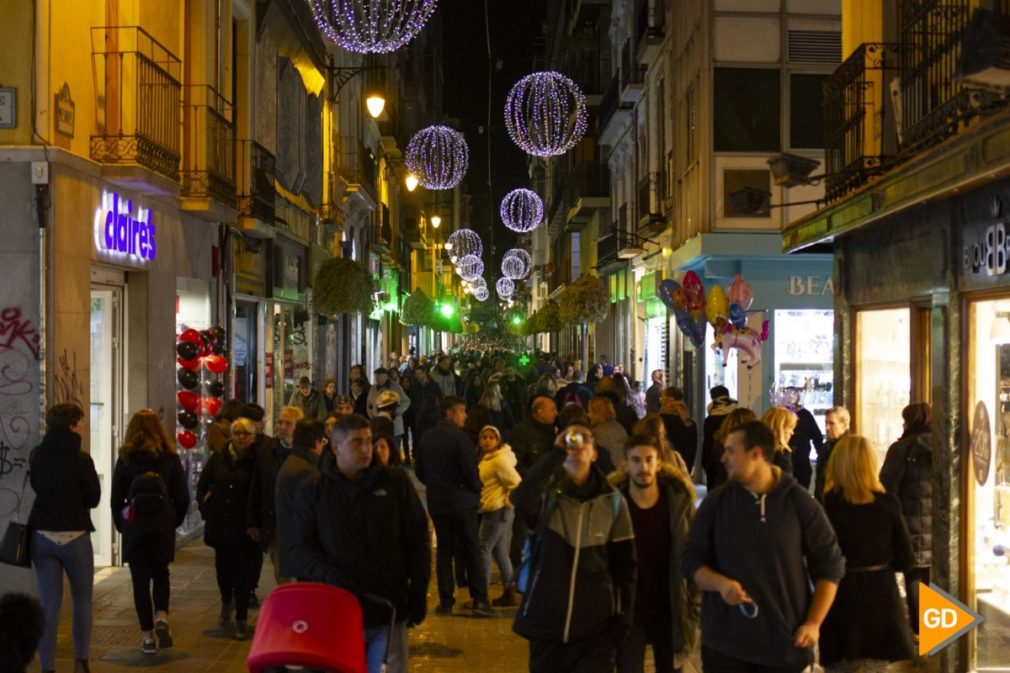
[{"x1": 783, "y1": 109, "x2": 1010, "y2": 252}]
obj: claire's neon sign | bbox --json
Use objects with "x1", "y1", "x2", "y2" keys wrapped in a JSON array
[{"x1": 94, "y1": 191, "x2": 157, "y2": 262}]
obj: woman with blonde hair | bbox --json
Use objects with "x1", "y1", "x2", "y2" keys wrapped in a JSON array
[
  {"x1": 587, "y1": 396, "x2": 628, "y2": 473},
  {"x1": 110, "y1": 409, "x2": 190, "y2": 654},
  {"x1": 820, "y1": 435, "x2": 916, "y2": 672},
  {"x1": 707, "y1": 408, "x2": 758, "y2": 489},
  {"x1": 761, "y1": 407, "x2": 797, "y2": 475},
  {"x1": 476, "y1": 380, "x2": 516, "y2": 439}
]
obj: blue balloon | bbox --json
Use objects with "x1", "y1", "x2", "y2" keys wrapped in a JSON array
[
  {"x1": 658, "y1": 279, "x2": 681, "y2": 310},
  {"x1": 729, "y1": 302, "x2": 748, "y2": 329},
  {"x1": 691, "y1": 317, "x2": 706, "y2": 349}
]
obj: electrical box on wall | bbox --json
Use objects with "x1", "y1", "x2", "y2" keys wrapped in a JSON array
[{"x1": 31, "y1": 162, "x2": 48, "y2": 185}]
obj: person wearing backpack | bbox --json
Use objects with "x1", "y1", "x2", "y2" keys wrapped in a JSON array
[
  {"x1": 110, "y1": 409, "x2": 189, "y2": 655},
  {"x1": 554, "y1": 371, "x2": 592, "y2": 411}
]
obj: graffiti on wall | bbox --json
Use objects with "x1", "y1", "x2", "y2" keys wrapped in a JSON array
[
  {"x1": 53, "y1": 349, "x2": 84, "y2": 407},
  {"x1": 0, "y1": 305, "x2": 39, "y2": 518}
]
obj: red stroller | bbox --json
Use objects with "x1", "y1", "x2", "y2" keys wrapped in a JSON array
[{"x1": 247, "y1": 582, "x2": 395, "y2": 673}]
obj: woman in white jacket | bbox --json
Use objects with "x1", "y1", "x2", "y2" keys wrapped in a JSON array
[{"x1": 477, "y1": 425, "x2": 522, "y2": 608}]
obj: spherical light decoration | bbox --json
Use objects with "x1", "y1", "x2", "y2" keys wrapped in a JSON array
[
  {"x1": 496, "y1": 277, "x2": 515, "y2": 299},
  {"x1": 308, "y1": 0, "x2": 438, "y2": 54},
  {"x1": 504, "y1": 71, "x2": 588, "y2": 158},
  {"x1": 501, "y1": 248, "x2": 532, "y2": 280},
  {"x1": 473, "y1": 287, "x2": 490, "y2": 302},
  {"x1": 455, "y1": 255, "x2": 484, "y2": 282},
  {"x1": 499, "y1": 189, "x2": 544, "y2": 233},
  {"x1": 405, "y1": 125, "x2": 469, "y2": 190},
  {"x1": 470, "y1": 276, "x2": 487, "y2": 289},
  {"x1": 447, "y1": 228, "x2": 482, "y2": 259}
]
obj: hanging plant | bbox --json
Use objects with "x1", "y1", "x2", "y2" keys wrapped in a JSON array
[
  {"x1": 528, "y1": 300, "x2": 562, "y2": 334},
  {"x1": 401, "y1": 288, "x2": 434, "y2": 327},
  {"x1": 314, "y1": 256, "x2": 376, "y2": 316},
  {"x1": 558, "y1": 274, "x2": 609, "y2": 325}
]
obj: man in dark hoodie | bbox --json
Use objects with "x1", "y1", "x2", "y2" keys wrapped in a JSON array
[
  {"x1": 273, "y1": 417, "x2": 325, "y2": 580},
  {"x1": 511, "y1": 422, "x2": 636, "y2": 673},
  {"x1": 683, "y1": 421, "x2": 844, "y2": 673},
  {"x1": 701, "y1": 385, "x2": 738, "y2": 488},
  {"x1": 287, "y1": 414, "x2": 430, "y2": 673}
]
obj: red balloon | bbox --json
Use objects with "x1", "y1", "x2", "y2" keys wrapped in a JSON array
[
  {"x1": 177, "y1": 390, "x2": 200, "y2": 412},
  {"x1": 204, "y1": 397, "x2": 222, "y2": 417},
  {"x1": 204, "y1": 354, "x2": 228, "y2": 374},
  {"x1": 177, "y1": 356, "x2": 202, "y2": 371},
  {"x1": 176, "y1": 431, "x2": 198, "y2": 449},
  {"x1": 179, "y1": 328, "x2": 201, "y2": 344}
]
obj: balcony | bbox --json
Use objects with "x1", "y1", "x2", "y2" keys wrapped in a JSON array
[
  {"x1": 637, "y1": 171, "x2": 666, "y2": 236},
  {"x1": 180, "y1": 85, "x2": 237, "y2": 219},
  {"x1": 566, "y1": 0, "x2": 610, "y2": 36},
  {"x1": 635, "y1": 0, "x2": 666, "y2": 65},
  {"x1": 600, "y1": 73, "x2": 632, "y2": 146},
  {"x1": 620, "y1": 40, "x2": 645, "y2": 104},
  {"x1": 90, "y1": 26, "x2": 181, "y2": 192},
  {"x1": 823, "y1": 43, "x2": 900, "y2": 202},
  {"x1": 564, "y1": 165, "x2": 611, "y2": 229},
  {"x1": 597, "y1": 219, "x2": 618, "y2": 266},
  {"x1": 237, "y1": 140, "x2": 276, "y2": 234}
]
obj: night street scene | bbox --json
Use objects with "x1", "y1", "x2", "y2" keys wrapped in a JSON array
[{"x1": 0, "y1": 1, "x2": 1009, "y2": 673}]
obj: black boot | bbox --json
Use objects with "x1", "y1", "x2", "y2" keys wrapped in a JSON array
[{"x1": 219, "y1": 599, "x2": 233, "y2": 626}]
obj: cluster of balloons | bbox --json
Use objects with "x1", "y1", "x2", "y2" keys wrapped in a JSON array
[
  {"x1": 175, "y1": 327, "x2": 228, "y2": 449},
  {"x1": 658, "y1": 273, "x2": 770, "y2": 368}
]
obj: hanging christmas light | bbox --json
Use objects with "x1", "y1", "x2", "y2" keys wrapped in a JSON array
[
  {"x1": 455, "y1": 255, "x2": 484, "y2": 282},
  {"x1": 447, "y1": 228, "x2": 482, "y2": 259},
  {"x1": 470, "y1": 276, "x2": 487, "y2": 289},
  {"x1": 308, "y1": 0, "x2": 439, "y2": 54},
  {"x1": 501, "y1": 248, "x2": 532, "y2": 280},
  {"x1": 405, "y1": 125, "x2": 468, "y2": 190},
  {"x1": 473, "y1": 287, "x2": 490, "y2": 302},
  {"x1": 496, "y1": 277, "x2": 515, "y2": 299},
  {"x1": 504, "y1": 71, "x2": 588, "y2": 158},
  {"x1": 499, "y1": 188, "x2": 544, "y2": 233}
]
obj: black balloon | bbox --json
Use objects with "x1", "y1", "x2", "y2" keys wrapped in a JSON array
[
  {"x1": 177, "y1": 368, "x2": 199, "y2": 390},
  {"x1": 176, "y1": 341, "x2": 200, "y2": 360},
  {"x1": 206, "y1": 380, "x2": 225, "y2": 397},
  {"x1": 178, "y1": 411, "x2": 199, "y2": 430}
]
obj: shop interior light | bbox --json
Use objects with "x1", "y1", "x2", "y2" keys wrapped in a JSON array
[
  {"x1": 430, "y1": 215, "x2": 441, "y2": 228},
  {"x1": 366, "y1": 94, "x2": 386, "y2": 119},
  {"x1": 405, "y1": 173, "x2": 420, "y2": 192}
]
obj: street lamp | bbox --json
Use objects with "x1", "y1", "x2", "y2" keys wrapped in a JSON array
[
  {"x1": 329, "y1": 63, "x2": 387, "y2": 118},
  {"x1": 430, "y1": 214, "x2": 441, "y2": 229},
  {"x1": 405, "y1": 173, "x2": 420, "y2": 192},
  {"x1": 366, "y1": 94, "x2": 386, "y2": 119}
]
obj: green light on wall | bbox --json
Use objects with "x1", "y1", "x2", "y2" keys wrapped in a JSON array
[
  {"x1": 439, "y1": 302, "x2": 456, "y2": 318},
  {"x1": 511, "y1": 314, "x2": 523, "y2": 326}
]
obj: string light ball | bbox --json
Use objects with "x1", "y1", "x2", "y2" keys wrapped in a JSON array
[
  {"x1": 500, "y1": 189, "x2": 544, "y2": 233},
  {"x1": 405, "y1": 125, "x2": 469, "y2": 190},
  {"x1": 309, "y1": 0, "x2": 439, "y2": 54},
  {"x1": 447, "y1": 228, "x2": 482, "y2": 259},
  {"x1": 502, "y1": 248, "x2": 531, "y2": 280},
  {"x1": 504, "y1": 71, "x2": 588, "y2": 158},
  {"x1": 474, "y1": 287, "x2": 490, "y2": 301},
  {"x1": 496, "y1": 277, "x2": 515, "y2": 299},
  {"x1": 456, "y1": 255, "x2": 484, "y2": 282}
]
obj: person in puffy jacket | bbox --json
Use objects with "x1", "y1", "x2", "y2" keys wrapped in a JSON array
[
  {"x1": 477, "y1": 425, "x2": 522, "y2": 608},
  {"x1": 879, "y1": 402, "x2": 933, "y2": 635},
  {"x1": 511, "y1": 421, "x2": 636, "y2": 673},
  {"x1": 110, "y1": 409, "x2": 189, "y2": 655},
  {"x1": 196, "y1": 418, "x2": 259, "y2": 641}
]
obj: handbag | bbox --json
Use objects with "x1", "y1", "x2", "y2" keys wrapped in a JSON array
[{"x1": 0, "y1": 469, "x2": 32, "y2": 567}]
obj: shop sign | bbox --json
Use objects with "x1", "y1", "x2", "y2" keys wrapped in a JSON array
[
  {"x1": 963, "y1": 220, "x2": 1010, "y2": 277},
  {"x1": 788, "y1": 276, "x2": 834, "y2": 296},
  {"x1": 264, "y1": 351, "x2": 274, "y2": 389},
  {"x1": 971, "y1": 401, "x2": 992, "y2": 486},
  {"x1": 94, "y1": 191, "x2": 157, "y2": 262},
  {"x1": 54, "y1": 83, "x2": 74, "y2": 138}
]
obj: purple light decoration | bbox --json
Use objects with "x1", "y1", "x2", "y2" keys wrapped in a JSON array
[
  {"x1": 504, "y1": 71, "x2": 588, "y2": 158},
  {"x1": 447, "y1": 228, "x2": 482, "y2": 259},
  {"x1": 500, "y1": 188, "x2": 544, "y2": 233},
  {"x1": 496, "y1": 277, "x2": 515, "y2": 299},
  {"x1": 474, "y1": 286, "x2": 490, "y2": 302},
  {"x1": 308, "y1": 0, "x2": 438, "y2": 54},
  {"x1": 502, "y1": 248, "x2": 531, "y2": 280},
  {"x1": 456, "y1": 255, "x2": 484, "y2": 282},
  {"x1": 405, "y1": 125, "x2": 468, "y2": 190}
]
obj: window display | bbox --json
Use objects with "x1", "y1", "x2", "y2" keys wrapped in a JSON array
[
  {"x1": 774, "y1": 310, "x2": 834, "y2": 434},
  {"x1": 968, "y1": 299, "x2": 1010, "y2": 671},
  {"x1": 856, "y1": 308, "x2": 910, "y2": 465},
  {"x1": 706, "y1": 322, "x2": 738, "y2": 401}
]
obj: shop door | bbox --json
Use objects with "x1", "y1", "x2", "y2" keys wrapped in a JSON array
[
  {"x1": 644, "y1": 317, "x2": 668, "y2": 385},
  {"x1": 90, "y1": 286, "x2": 123, "y2": 568}
]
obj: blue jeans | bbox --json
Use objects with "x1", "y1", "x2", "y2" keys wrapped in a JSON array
[
  {"x1": 479, "y1": 507, "x2": 515, "y2": 588},
  {"x1": 33, "y1": 532, "x2": 94, "y2": 669},
  {"x1": 365, "y1": 621, "x2": 408, "y2": 673}
]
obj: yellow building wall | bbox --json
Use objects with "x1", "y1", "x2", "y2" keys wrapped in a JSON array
[{"x1": 841, "y1": 0, "x2": 882, "y2": 59}]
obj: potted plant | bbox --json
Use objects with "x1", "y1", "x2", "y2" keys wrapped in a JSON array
[
  {"x1": 558, "y1": 275, "x2": 609, "y2": 325},
  {"x1": 313, "y1": 256, "x2": 376, "y2": 317},
  {"x1": 400, "y1": 288, "x2": 434, "y2": 327}
]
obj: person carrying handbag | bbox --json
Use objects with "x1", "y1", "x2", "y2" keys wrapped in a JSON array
[{"x1": 110, "y1": 409, "x2": 190, "y2": 655}]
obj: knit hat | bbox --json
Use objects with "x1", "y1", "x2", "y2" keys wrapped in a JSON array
[{"x1": 376, "y1": 390, "x2": 400, "y2": 410}]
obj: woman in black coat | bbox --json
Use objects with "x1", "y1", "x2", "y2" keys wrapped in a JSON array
[
  {"x1": 110, "y1": 409, "x2": 190, "y2": 654},
  {"x1": 821, "y1": 434, "x2": 916, "y2": 668},
  {"x1": 196, "y1": 417, "x2": 260, "y2": 641}
]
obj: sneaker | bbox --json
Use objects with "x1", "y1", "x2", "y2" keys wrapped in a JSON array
[
  {"x1": 141, "y1": 636, "x2": 157, "y2": 655},
  {"x1": 219, "y1": 600, "x2": 233, "y2": 626},
  {"x1": 470, "y1": 599, "x2": 494, "y2": 618},
  {"x1": 154, "y1": 619, "x2": 173, "y2": 648},
  {"x1": 234, "y1": 620, "x2": 249, "y2": 641},
  {"x1": 248, "y1": 591, "x2": 260, "y2": 608}
]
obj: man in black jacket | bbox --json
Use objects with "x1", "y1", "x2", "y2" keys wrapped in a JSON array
[
  {"x1": 273, "y1": 417, "x2": 325, "y2": 580},
  {"x1": 684, "y1": 421, "x2": 844, "y2": 673},
  {"x1": 511, "y1": 396, "x2": 558, "y2": 475},
  {"x1": 287, "y1": 414, "x2": 430, "y2": 673},
  {"x1": 414, "y1": 396, "x2": 492, "y2": 616}
]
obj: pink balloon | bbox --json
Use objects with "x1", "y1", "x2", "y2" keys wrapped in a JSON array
[{"x1": 727, "y1": 274, "x2": 754, "y2": 310}]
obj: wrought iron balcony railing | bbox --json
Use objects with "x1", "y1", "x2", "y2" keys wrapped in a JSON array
[
  {"x1": 823, "y1": 43, "x2": 900, "y2": 202},
  {"x1": 90, "y1": 26, "x2": 182, "y2": 180},
  {"x1": 237, "y1": 140, "x2": 276, "y2": 223},
  {"x1": 181, "y1": 85, "x2": 236, "y2": 206}
]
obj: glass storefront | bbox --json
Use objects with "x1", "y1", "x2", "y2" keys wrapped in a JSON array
[
  {"x1": 967, "y1": 299, "x2": 1010, "y2": 672},
  {"x1": 705, "y1": 323, "x2": 739, "y2": 401},
  {"x1": 856, "y1": 308, "x2": 911, "y2": 464},
  {"x1": 774, "y1": 309, "x2": 834, "y2": 434},
  {"x1": 269, "y1": 303, "x2": 312, "y2": 421}
]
